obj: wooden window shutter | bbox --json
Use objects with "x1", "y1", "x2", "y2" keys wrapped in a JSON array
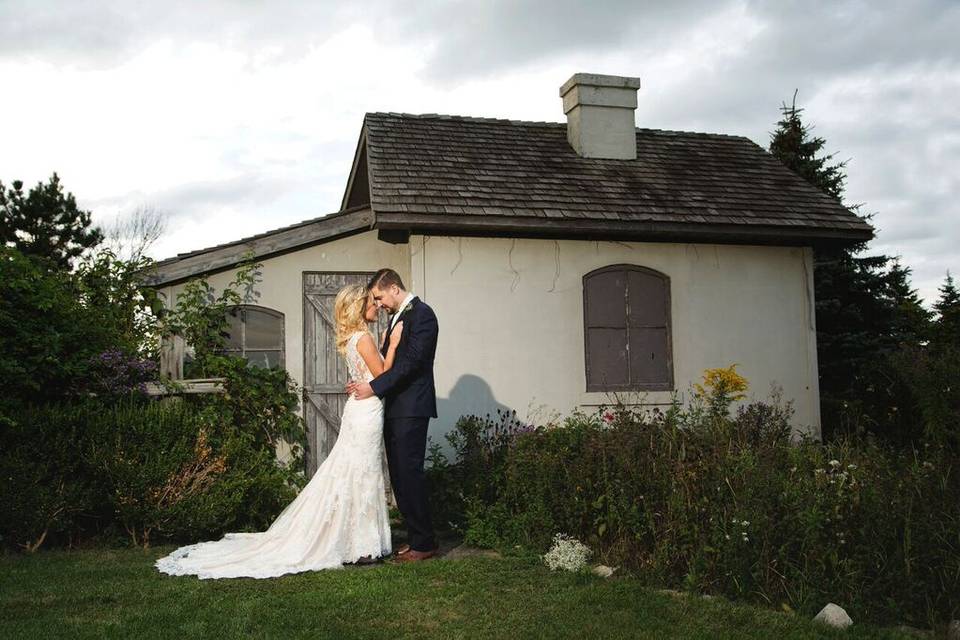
[{"x1": 583, "y1": 265, "x2": 673, "y2": 392}]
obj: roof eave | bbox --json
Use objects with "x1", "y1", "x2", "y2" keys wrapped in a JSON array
[
  {"x1": 143, "y1": 207, "x2": 375, "y2": 287},
  {"x1": 373, "y1": 211, "x2": 874, "y2": 247}
]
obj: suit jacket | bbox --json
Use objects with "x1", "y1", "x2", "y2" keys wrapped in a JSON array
[{"x1": 370, "y1": 296, "x2": 438, "y2": 419}]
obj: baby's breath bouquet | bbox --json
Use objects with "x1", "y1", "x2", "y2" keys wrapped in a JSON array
[{"x1": 542, "y1": 533, "x2": 592, "y2": 572}]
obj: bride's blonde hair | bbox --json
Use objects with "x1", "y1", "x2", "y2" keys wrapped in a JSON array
[{"x1": 334, "y1": 284, "x2": 370, "y2": 354}]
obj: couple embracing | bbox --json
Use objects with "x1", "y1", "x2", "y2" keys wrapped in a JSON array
[{"x1": 156, "y1": 268, "x2": 439, "y2": 579}]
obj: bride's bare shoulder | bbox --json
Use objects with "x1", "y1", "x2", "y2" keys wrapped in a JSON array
[{"x1": 356, "y1": 331, "x2": 377, "y2": 352}]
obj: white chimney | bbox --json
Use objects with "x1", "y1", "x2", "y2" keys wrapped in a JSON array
[{"x1": 559, "y1": 73, "x2": 642, "y2": 160}]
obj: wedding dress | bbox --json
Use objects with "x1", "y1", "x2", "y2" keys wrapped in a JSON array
[{"x1": 155, "y1": 330, "x2": 392, "y2": 579}]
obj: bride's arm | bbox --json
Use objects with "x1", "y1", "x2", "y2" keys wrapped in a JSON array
[
  {"x1": 356, "y1": 323, "x2": 403, "y2": 378},
  {"x1": 382, "y1": 321, "x2": 403, "y2": 372}
]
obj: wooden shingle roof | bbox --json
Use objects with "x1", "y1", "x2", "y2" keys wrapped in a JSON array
[
  {"x1": 147, "y1": 110, "x2": 874, "y2": 286},
  {"x1": 355, "y1": 112, "x2": 873, "y2": 245}
]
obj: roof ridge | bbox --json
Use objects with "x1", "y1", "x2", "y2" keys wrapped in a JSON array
[
  {"x1": 363, "y1": 111, "x2": 751, "y2": 141},
  {"x1": 366, "y1": 111, "x2": 565, "y2": 128}
]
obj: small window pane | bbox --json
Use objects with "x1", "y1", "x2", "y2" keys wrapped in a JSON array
[
  {"x1": 245, "y1": 350, "x2": 282, "y2": 369},
  {"x1": 223, "y1": 308, "x2": 243, "y2": 349},
  {"x1": 587, "y1": 328, "x2": 629, "y2": 387},
  {"x1": 244, "y1": 309, "x2": 282, "y2": 350}
]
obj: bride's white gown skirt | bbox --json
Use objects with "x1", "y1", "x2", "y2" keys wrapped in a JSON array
[{"x1": 155, "y1": 395, "x2": 391, "y2": 579}]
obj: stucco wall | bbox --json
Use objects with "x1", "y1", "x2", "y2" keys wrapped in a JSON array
[
  {"x1": 159, "y1": 230, "x2": 822, "y2": 463},
  {"x1": 407, "y1": 235, "x2": 821, "y2": 447}
]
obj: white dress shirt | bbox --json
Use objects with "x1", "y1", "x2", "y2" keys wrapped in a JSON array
[{"x1": 390, "y1": 292, "x2": 415, "y2": 329}]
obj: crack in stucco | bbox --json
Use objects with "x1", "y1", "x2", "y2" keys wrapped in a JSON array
[
  {"x1": 508, "y1": 238, "x2": 520, "y2": 292},
  {"x1": 548, "y1": 241, "x2": 560, "y2": 292}
]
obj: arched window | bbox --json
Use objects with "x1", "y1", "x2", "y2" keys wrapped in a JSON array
[
  {"x1": 583, "y1": 264, "x2": 673, "y2": 391},
  {"x1": 219, "y1": 305, "x2": 285, "y2": 369}
]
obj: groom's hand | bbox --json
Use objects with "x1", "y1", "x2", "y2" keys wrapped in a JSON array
[{"x1": 349, "y1": 382, "x2": 375, "y2": 400}]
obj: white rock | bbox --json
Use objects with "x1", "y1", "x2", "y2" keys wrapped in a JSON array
[
  {"x1": 813, "y1": 603, "x2": 853, "y2": 629},
  {"x1": 591, "y1": 564, "x2": 617, "y2": 578}
]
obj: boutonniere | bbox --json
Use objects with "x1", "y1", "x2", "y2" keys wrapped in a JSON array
[{"x1": 398, "y1": 298, "x2": 417, "y2": 318}]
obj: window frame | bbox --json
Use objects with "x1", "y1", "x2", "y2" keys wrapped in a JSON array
[
  {"x1": 218, "y1": 304, "x2": 286, "y2": 369},
  {"x1": 582, "y1": 264, "x2": 674, "y2": 392}
]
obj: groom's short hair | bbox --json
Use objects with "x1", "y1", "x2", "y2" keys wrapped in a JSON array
[{"x1": 368, "y1": 268, "x2": 405, "y2": 292}]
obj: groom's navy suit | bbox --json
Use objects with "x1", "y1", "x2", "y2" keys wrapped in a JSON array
[{"x1": 370, "y1": 295, "x2": 438, "y2": 552}]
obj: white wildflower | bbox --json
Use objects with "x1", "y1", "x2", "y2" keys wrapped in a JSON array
[
  {"x1": 829, "y1": 460, "x2": 841, "y2": 468},
  {"x1": 542, "y1": 533, "x2": 592, "y2": 572}
]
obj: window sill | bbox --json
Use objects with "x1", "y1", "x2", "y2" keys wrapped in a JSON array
[
  {"x1": 145, "y1": 378, "x2": 226, "y2": 396},
  {"x1": 578, "y1": 389, "x2": 682, "y2": 408}
]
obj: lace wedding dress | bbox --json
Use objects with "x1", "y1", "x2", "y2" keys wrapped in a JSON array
[{"x1": 155, "y1": 330, "x2": 392, "y2": 579}]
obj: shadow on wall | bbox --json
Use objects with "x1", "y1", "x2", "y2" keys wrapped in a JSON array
[{"x1": 429, "y1": 374, "x2": 515, "y2": 459}]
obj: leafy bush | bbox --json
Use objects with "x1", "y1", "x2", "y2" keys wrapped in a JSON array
[
  {"x1": 431, "y1": 368, "x2": 960, "y2": 627},
  {"x1": 0, "y1": 405, "x2": 97, "y2": 552},
  {"x1": 0, "y1": 365, "x2": 307, "y2": 552}
]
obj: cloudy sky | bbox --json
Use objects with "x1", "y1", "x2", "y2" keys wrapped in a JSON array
[{"x1": 1, "y1": 0, "x2": 957, "y2": 306}]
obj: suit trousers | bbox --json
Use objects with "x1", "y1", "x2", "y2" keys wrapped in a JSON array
[{"x1": 383, "y1": 416, "x2": 437, "y2": 552}]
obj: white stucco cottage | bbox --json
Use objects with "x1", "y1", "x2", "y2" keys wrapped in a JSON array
[{"x1": 146, "y1": 73, "x2": 874, "y2": 475}]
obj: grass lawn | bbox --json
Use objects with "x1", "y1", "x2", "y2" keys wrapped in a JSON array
[{"x1": 0, "y1": 545, "x2": 920, "y2": 639}]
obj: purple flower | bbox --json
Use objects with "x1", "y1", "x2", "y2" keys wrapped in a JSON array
[{"x1": 87, "y1": 349, "x2": 157, "y2": 397}]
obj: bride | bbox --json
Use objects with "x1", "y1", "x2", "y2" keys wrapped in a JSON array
[{"x1": 155, "y1": 283, "x2": 403, "y2": 579}]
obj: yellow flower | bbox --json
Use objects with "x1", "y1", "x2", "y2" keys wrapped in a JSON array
[{"x1": 693, "y1": 364, "x2": 748, "y2": 401}]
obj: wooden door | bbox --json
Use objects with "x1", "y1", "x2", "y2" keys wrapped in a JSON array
[{"x1": 302, "y1": 272, "x2": 386, "y2": 477}]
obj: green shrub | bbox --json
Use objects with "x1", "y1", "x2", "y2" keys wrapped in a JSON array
[
  {"x1": 0, "y1": 359, "x2": 307, "y2": 552},
  {"x1": 0, "y1": 404, "x2": 98, "y2": 551},
  {"x1": 432, "y1": 375, "x2": 960, "y2": 627}
]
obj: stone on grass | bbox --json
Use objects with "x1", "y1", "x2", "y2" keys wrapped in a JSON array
[
  {"x1": 947, "y1": 619, "x2": 960, "y2": 640},
  {"x1": 813, "y1": 603, "x2": 853, "y2": 629},
  {"x1": 591, "y1": 564, "x2": 617, "y2": 578},
  {"x1": 443, "y1": 544, "x2": 501, "y2": 560}
]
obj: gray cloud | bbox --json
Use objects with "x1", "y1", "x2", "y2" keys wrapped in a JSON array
[
  {"x1": 0, "y1": 0, "x2": 357, "y2": 67},
  {"x1": 3, "y1": 0, "x2": 957, "y2": 305}
]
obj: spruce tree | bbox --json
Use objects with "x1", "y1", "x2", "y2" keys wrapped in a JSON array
[
  {"x1": 932, "y1": 271, "x2": 960, "y2": 348},
  {"x1": 0, "y1": 173, "x2": 103, "y2": 270},
  {"x1": 768, "y1": 93, "x2": 929, "y2": 441}
]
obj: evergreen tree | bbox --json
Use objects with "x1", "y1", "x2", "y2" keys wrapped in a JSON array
[
  {"x1": 768, "y1": 93, "x2": 929, "y2": 441},
  {"x1": 882, "y1": 258, "x2": 931, "y2": 345},
  {"x1": 0, "y1": 173, "x2": 103, "y2": 270},
  {"x1": 769, "y1": 90, "x2": 848, "y2": 204},
  {"x1": 932, "y1": 271, "x2": 960, "y2": 348}
]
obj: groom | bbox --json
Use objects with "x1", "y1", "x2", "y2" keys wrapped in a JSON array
[{"x1": 346, "y1": 268, "x2": 439, "y2": 562}]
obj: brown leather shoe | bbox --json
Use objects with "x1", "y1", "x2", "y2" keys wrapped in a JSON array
[
  {"x1": 393, "y1": 547, "x2": 438, "y2": 563},
  {"x1": 394, "y1": 543, "x2": 411, "y2": 556}
]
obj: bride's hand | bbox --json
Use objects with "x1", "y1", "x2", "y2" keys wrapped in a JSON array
[{"x1": 389, "y1": 321, "x2": 404, "y2": 347}]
